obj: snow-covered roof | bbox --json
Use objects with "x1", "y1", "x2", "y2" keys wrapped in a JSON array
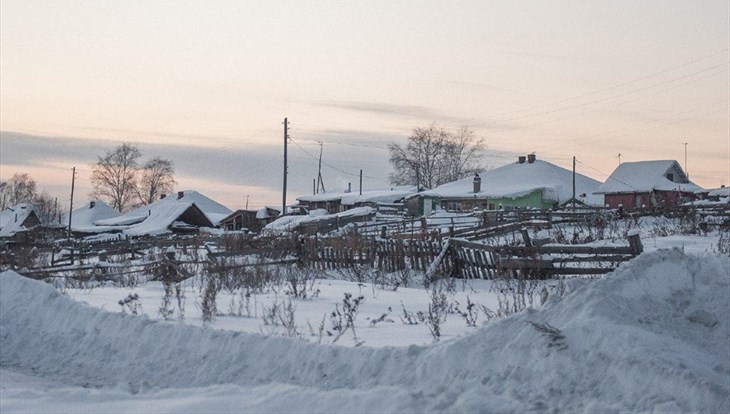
[
  {"x1": 263, "y1": 207, "x2": 374, "y2": 233},
  {"x1": 96, "y1": 190, "x2": 231, "y2": 228},
  {"x1": 65, "y1": 200, "x2": 121, "y2": 233},
  {"x1": 708, "y1": 187, "x2": 730, "y2": 198},
  {"x1": 297, "y1": 186, "x2": 417, "y2": 205},
  {"x1": 122, "y1": 202, "x2": 209, "y2": 236},
  {"x1": 419, "y1": 160, "x2": 602, "y2": 205},
  {"x1": 595, "y1": 160, "x2": 702, "y2": 194},
  {"x1": 0, "y1": 204, "x2": 39, "y2": 237}
]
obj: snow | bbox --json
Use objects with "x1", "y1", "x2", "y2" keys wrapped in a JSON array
[
  {"x1": 2, "y1": 247, "x2": 728, "y2": 412},
  {"x1": 595, "y1": 160, "x2": 702, "y2": 194},
  {"x1": 297, "y1": 186, "x2": 417, "y2": 206},
  {"x1": 64, "y1": 200, "x2": 121, "y2": 233},
  {"x1": 0, "y1": 204, "x2": 37, "y2": 237},
  {"x1": 420, "y1": 159, "x2": 602, "y2": 205},
  {"x1": 264, "y1": 207, "x2": 375, "y2": 233},
  {"x1": 96, "y1": 190, "x2": 232, "y2": 228},
  {"x1": 708, "y1": 187, "x2": 730, "y2": 197}
]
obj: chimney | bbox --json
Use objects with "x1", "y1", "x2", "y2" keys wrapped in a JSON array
[
  {"x1": 527, "y1": 154, "x2": 536, "y2": 164},
  {"x1": 518, "y1": 156, "x2": 526, "y2": 164},
  {"x1": 177, "y1": 191, "x2": 184, "y2": 199},
  {"x1": 347, "y1": 183, "x2": 351, "y2": 193},
  {"x1": 89, "y1": 201, "x2": 96, "y2": 208},
  {"x1": 473, "y1": 173, "x2": 481, "y2": 193},
  {"x1": 160, "y1": 194, "x2": 166, "y2": 199}
]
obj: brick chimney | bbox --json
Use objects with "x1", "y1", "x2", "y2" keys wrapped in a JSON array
[
  {"x1": 518, "y1": 156, "x2": 526, "y2": 164},
  {"x1": 527, "y1": 153, "x2": 536, "y2": 164},
  {"x1": 473, "y1": 173, "x2": 481, "y2": 193},
  {"x1": 177, "y1": 191, "x2": 184, "y2": 199}
]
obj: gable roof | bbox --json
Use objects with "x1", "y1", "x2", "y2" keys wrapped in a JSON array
[
  {"x1": 95, "y1": 190, "x2": 231, "y2": 227},
  {"x1": 0, "y1": 204, "x2": 40, "y2": 237},
  {"x1": 65, "y1": 200, "x2": 121, "y2": 233},
  {"x1": 419, "y1": 159, "x2": 602, "y2": 205},
  {"x1": 595, "y1": 160, "x2": 702, "y2": 194}
]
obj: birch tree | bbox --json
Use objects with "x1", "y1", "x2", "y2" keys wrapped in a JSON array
[
  {"x1": 90, "y1": 143, "x2": 142, "y2": 212},
  {"x1": 388, "y1": 126, "x2": 485, "y2": 189}
]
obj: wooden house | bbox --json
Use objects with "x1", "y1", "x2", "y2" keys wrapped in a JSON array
[
  {"x1": 0, "y1": 204, "x2": 42, "y2": 239},
  {"x1": 408, "y1": 155, "x2": 602, "y2": 215},
  {"x1": 595, "y1": 160, "x2": 701, "y2": 208}
]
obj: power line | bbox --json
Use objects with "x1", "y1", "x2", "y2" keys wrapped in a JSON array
[
  {"x1": 463, "y1": 49, "x2": 729, "y2": 125},
  {"x1": 289, "y1": 138, "x2": 386, "y2": 180},
  {"x1": 576, "y1": 159, "x2": 639, "y2": 192},
  {"x1": 469, "y1": 62, "x2": 729, "y2": 128}
]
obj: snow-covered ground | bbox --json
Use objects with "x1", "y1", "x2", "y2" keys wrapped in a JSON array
[{"x1": 1, "y1": 230, "x2": 728, "y2": 412}]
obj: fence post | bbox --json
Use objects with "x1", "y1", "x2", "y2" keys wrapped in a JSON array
[
  {"x1": 448, "y1": 226, "x2": 454, "y2": 238},
  {"x1": 627, "y1": 231, "x2": 643, "y2": 255},
  {"x1": 380, "y1": 226, "x2": 387, "y2": 239},
  {"x1": 520, "y1": 228, "x2": 532, "y2": 247}
]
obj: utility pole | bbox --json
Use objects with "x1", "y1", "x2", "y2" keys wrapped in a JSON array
[
  {"x1": 282, "y1": 118, "x2": 288, "y2": 216},
  {"x1": 572, "y1": 156, "x2": 576, "y2": 211},
  {"x1": 67, "y1": 167, "x2": 76, "y2": 240},
  {"x1": 316, "y1": 141, "x2": 326, "y2": 194},
  {"x1": 245, "y1": 195, "x2": 249, "y2": 210},
  {"x1": 683, "y1": 142, "x2": 689, "y2": 178},
  {"x1": 359, "y1": 169, "x2": 363, "y2": 196},
  {"x1": 616, "y1": 153, "x2": 622, "y2": 165}
]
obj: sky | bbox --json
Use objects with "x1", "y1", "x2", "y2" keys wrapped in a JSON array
[{"x1": 1, "y1": 0, "x2": 728, "y2": 211}]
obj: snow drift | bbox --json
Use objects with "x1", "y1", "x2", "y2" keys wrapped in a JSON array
[{"x1": 1, "y1": 249, "x2": 728, "y2": 412}]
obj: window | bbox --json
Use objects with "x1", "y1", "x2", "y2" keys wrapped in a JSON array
[{"x1": 666, "y1": 173, "x2": 674, "y2": 182}]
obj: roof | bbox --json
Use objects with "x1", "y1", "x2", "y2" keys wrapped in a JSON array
[
  {"x1": 595, "y1": 160, "x2": 702, "y2": 194},
  {"x1": 96, "y1": 190, "x2": 231, "y2": 227},
  {"x1": 0, "y1": 204, "x2": 39, "y2": 237},
  {"x1": 419, "y1": 159, "x2": 602, "y2": 205},
  {"x1": 297, "y1": 186, "x2": 417, "y2": 205},
  {"x1": 65, "y1": 200, "x2": 121, "y2": 233},
  {"x1": 708, "y1": 187, "x2": 730, "y2": 198},
  {"x1": 122, "y1": 202, "x2": 212, "y2": 236}
]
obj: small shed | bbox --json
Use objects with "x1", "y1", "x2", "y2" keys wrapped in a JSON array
[{"x1": 220, "y1": 210, "x2": 261, "y2": 233}]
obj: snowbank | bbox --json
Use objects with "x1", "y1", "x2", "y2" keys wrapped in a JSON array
[{"x1": 1, "y1": 249, "x2": 728, "y2": 412}]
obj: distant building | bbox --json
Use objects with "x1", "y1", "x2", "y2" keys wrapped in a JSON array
[
  {"x1": 0, "y1": 204, "x2": 41, "y2": 239},
  {"x1": 408, "y1": 155, "x2": 602, "y2": 215},
  {"x1": 220, "y1": 210, "x2": 261, "y2": 233},
  {"x1": 93, "y1": 191, "x2": 230, "y2": 236},
  {"x1": 595, "y1": 160, "x2": 701, "y2": 208},
  {"x1": 297, "y1": 186, "x2": 417, "y2": 214}
]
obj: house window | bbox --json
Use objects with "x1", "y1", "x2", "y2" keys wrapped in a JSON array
[
  {"x1": 666, "y1": 173, "x2": 674, "y2": 182},
  {"x1": 634, "y1": 194, "x2": 642, "y2": 208}
]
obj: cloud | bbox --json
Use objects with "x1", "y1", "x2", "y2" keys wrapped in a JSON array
[{"x1": 0, "y1": 130, "x2": 397, "y2": 207}]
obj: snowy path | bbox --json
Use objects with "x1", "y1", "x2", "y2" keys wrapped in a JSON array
[{"x1": 2, "y1": 248, "x2": 728, "y2": 412}]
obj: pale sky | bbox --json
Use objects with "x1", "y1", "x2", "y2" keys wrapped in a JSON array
[{"x1": 1, "y1": 0, "x2": 728, "y2": 210}]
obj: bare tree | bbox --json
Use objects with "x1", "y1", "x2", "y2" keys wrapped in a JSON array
[
  {"x1": 91, "y1": 143, "x2": 142, "y2": 212},
  {"x1": 137, "y1": 157, "x2": 176, "y2": 205},
  {"x1": 388, "y1": 125, "x2": 485, "y2": 188},
  {"x1": 0, "y1": 173, "x2": 64, "y2": 224},
  {"x1": 0, "y1": 173, "x2": 38, "y2": 209}
]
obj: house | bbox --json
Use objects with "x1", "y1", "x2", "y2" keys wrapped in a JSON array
[
  {"x1": 408, "y1": 154, "x2": 602, "y2": 215},
  {"x1": 220, "y1": 210, "x2": 261, "y2": 233},
  {"x1": 595, "y1": 160, "x2": 702, "y2": 208},
  {"x1": 297, "y1": 186, "x2": 417, "y2": 214},
  {"x1": 0, "y1": 204, "x2": 42, "y2": 238},
  {"x1": 65, "y1": 200, "x2": 121, "y2": 235},
  {"x1": 93, "y1": 191, "x2": 230, "y2": 236}
]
